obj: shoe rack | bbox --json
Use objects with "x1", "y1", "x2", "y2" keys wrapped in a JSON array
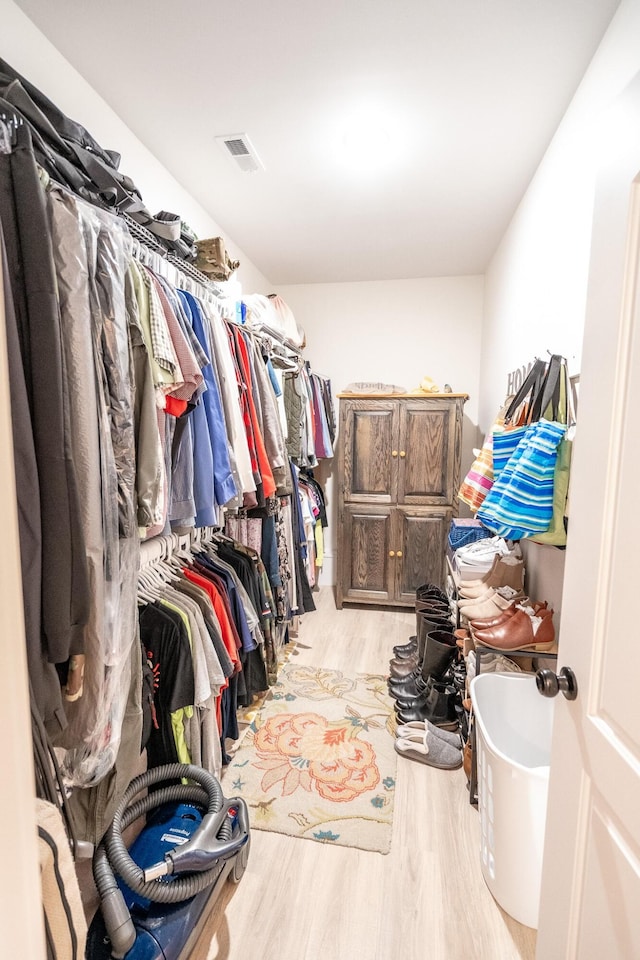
[{"x1": 447, "y1": 553, "x2": 559, "y2": 806}]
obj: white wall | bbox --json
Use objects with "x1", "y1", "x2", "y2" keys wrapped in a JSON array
[
  {"x1": 481, "y1": 0, "x2": 640, "y2": 433},
  {"x1": 2, "y1": 0, "x2": 271, "y2": 294},
  {"x1": 480, "y1": 0, "x2": 640, "y2": 619},
  {"x1": 278, "y1": 276, "x2": 485, "y2": 584}
]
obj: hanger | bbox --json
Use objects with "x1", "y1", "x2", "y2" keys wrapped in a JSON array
[
  {"x1": 0, "y1": 118, "x2": 10, "y2": 155},
  {"x1": 139, "y1": 562, "x2": 167, "y2": 591},
  {"x1": 0, "y1": 111, "x2": 23, "y2": 150},
  {"x1": 138, "y1": 532, "x2": 189, "y2": 602},
  {"x1": 137, "y1": 568, "x2": 162, "y2": 603},
  {"x1": 175, "y1": 532, "x2": 194, "y2": 561},
  {"x1": 158, "y1": 555, "x2": 183, "y2": 582},
  {"x1": 212, "y1": 530, "x2": 236, "y2": 547}
]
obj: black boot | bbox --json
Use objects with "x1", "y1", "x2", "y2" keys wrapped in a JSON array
[
  {"x1": 389, "y1": 614, "x2": 453, "y2": 676},
  {"x1": 394, "y1": 677, "x2": 459, "y2": 730},
  {"x1": 392, "y1": 636, "x2": 419, "y2": 659},
  {"x1": 389, "y1": 620, "x2": 431, "y2": 680},
  {"x1": 415, "y1": 600, "x2": 450, "y2": 619},
  {"x1": 389, "y1": 628, "x2": 456, "y2": 697},
  {"x1": 393, "y1": 597, "x2": 450, "y2": 660},
  {"x1": 416, "y1": 583, "x2": 448, "y2": 604},
  {"x1": 421, "y1": 629, "x2": 458, "y2": 680}
]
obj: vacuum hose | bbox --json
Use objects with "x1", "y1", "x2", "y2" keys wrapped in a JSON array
[{"x1": 93, "y1": 764, "x2": 234, "y2": 959}]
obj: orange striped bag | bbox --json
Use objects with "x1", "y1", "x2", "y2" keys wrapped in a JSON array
[{"x1": 459, "y1": 432, "x2": 495, "y2": 512}]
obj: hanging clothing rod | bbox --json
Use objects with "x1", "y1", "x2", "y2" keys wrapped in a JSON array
[
  {"x1": 121, "y1": 211, "x2": 226, "y2": 294},
  {"x1": 122, "y1": 213, "x2": 304, "y2": 361},
  {"x1": 121, "y1": 211, "x2": 166, "y2": 253},
  {"x1": 167, "y1": 252, "x2": 225, "y2": 293},
  {"x1": 139, "y1": 526, "x2": 220, "y2": 569}
]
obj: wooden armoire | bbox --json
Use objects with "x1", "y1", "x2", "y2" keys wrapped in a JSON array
[{"x1": 335, "y1": 393, "x2": 467, "y2": 608}]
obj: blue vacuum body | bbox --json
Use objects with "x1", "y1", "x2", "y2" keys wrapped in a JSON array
[{"x1": 86, "y1": 799, "x2": 250, "y2": 960}]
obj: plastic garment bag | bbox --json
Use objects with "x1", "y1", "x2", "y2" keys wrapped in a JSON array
[{"x1": 48, "y1": 187, "x2": 140, "y2": 788}]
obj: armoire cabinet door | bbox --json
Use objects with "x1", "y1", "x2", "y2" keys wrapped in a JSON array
[
  {"x1": 336, "y1": 505, "x2": 395, "y2": 606},
  {"x1": 397, "y1": 400, "x2": 459, "y2": 504},
  {"x1": 340, "y1": 400, "x2": 399, "y2": 503},
  {"x1": 394, "y1": 507, "x2": 452, "y2": 603}
]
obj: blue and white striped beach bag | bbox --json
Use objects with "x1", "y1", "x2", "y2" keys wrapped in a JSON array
[{"x1": 476, "y1": 419, "x2": 567, "y2": 540}]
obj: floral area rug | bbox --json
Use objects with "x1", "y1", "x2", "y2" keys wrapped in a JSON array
[{"x1": 223, "y1": 664, "x2": 397, "y2": 854}]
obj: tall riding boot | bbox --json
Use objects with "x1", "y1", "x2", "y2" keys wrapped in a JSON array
[
  {"x1": 389, "y1": 621, "x2": 431, "y2": 681},
  {"x1": 415, "y1": 600, "x2": 450, "y2": 619},
  {"x1": 389, "y1": 613, "x2": 452, "y2": 676},
  {"x1": 416, "y1": 584, "x2": 448, "y2": 604},
  {"x1": 389, "y1": 628, "x2": 456, "y2": 699},
  {"x1": 393, "y1": 603, "x2": 450, "y2": 661},
  {"x1": 393, "y1": 594, "x2": 450, "y2": 659},
  {"x1": 420, "y1": 629, "x2": 458, "y2": 682}
]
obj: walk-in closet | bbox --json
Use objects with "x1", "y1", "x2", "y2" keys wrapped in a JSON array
[{"x1": 2, "y1": 2, "x2": 640, "y2": 959}]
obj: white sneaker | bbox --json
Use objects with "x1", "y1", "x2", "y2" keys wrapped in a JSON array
[
  {"x1": 455, "y1": 536, "x2": 520, "y2": 563},
  {"x1": 455, "y1": 536, "x2": 508, "y2": 562}
]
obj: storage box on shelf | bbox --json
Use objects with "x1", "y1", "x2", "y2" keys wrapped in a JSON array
[{"x1": 447, "y1": 517, "x2": 491, "y2": 551}]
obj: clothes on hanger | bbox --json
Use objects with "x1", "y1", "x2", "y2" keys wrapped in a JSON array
[
  {"x1": 0, "y1": 144, "x2": 141, "y2": 801},
  {"x1": 298, "y1": 469, "x2": 329, "y2": 586},
  {"x1": 0, "y1": 124, "x2": 91, "y2": 733},
  {"x1": 288, "y1": 462, "x2": 317, "y2": 615},
  {"x1": 1, "y1": 97, "x2": 334, "y2": 844},
  {"x1": 283, "y1": 363, "x2": 335, "y2": 466},
  {"x1": 136, "y1": 531, "x2": 276, "y2": 770}
]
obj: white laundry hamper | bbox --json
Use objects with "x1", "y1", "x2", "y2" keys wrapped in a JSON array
[{"x1": 470, "y1": 672, "x2": 555, "y2": 929}]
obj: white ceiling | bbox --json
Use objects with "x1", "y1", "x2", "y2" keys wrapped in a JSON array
[{"x1": 15, "y1": 0, "x2": 619, "y2": 284}]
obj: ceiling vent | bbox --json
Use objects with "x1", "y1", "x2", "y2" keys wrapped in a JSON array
[{"x1": 216, "y1": 133, "x2": 264, "y2": 173}]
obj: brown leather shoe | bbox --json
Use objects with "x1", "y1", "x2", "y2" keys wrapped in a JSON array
[
  {"x1": 468, "y1": 607, "x2": 518, "y2": 630},
  {"x1": 469, "y1": 600, "x2": 547, "y2": 631},
  {"x1": 463, "y1": 740, "x2": 472, "y2": 782},
  {"x1": 473, "y1": 607, "x2": 555, "y2": 651}
]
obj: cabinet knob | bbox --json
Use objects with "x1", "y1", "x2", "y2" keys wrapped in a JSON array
[
  {"x1": 389, "y1": 551, "x2": 396, "y2": 558},
  {"x1": 399, "y1": 450, "x2": 406, "y2": 458},
  {"x1": 396, "y1": 550, "x2": 403, "y2": 558},
  {"x1": 391, "y1": 450, "x2": 398, "y2": 457}
]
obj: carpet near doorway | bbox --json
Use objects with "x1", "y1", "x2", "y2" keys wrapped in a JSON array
[{"x1": 223, "y1": 664, "x2": 397, "y2": 854}]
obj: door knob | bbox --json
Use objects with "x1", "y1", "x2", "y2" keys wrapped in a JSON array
[
  {"x1": 391, "y1": 450, "x2": 398, "y2": 457},
  {"x1": 536, "y1": 666, "x2": 578, "y2": 701},
  {"x1": 399, "y1": 450, "x2": 406, "y2": 458},
  {"x1": 389, "y1": 551, "x2": 396, "y2": 557},
  {"x1": 396, "y1": 550, "x2": 403, "y2": 558}
]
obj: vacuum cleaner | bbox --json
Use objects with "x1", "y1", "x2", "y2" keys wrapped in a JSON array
[{"x1": 86, "y1": 764, "x2": 250, "y2": 960}]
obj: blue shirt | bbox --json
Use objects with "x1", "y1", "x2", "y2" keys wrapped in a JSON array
[{"x1": 179, "y1": 291, "x2": 237, "y2": 512}]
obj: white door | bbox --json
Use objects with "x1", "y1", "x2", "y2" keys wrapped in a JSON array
[{"x1": 536, "y1": 74, "x2": 640, "y2": 958}]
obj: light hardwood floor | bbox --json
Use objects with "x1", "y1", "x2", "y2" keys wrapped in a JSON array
[{"x1": 192, "y1": 588, "x2": 537, "y2": 960}]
